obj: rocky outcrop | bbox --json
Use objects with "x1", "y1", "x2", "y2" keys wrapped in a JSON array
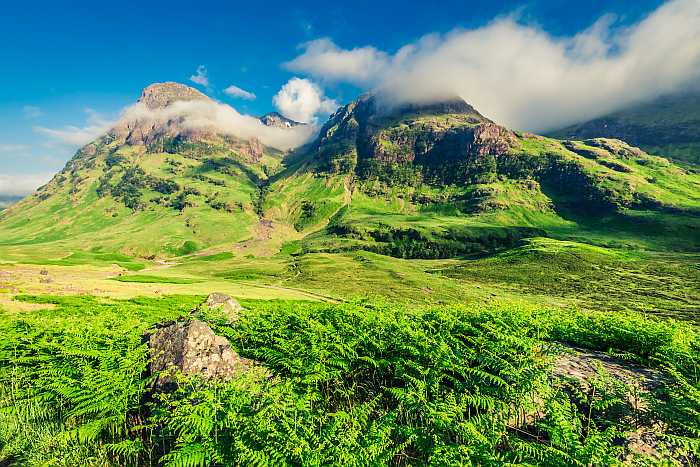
[
  {"x1": 552, "y1": 347, "x2": 668, "y2": 463},
  {"x1": 138, "y1": 82, "x2": 209, "y2": 110},
  {"x1": 241, "y1": 137, "x2": 264, "y2": 160},
  {"x1": 105, "y1": 82, "x2": 269, "y2": 161},
  {"x1": 260, "y1": 112, "x2": 304, "y2": 128},
  {"x1": 470, "y1": 123, "x2": 517, "y2": 157},
  {"x1": 108, "y1": 82, "x2": 218, "y2": 150},
  {"x1": 310, "y1": 94, "x2": 513, "y2": 183},
  {"x1": 147, "y1": 319, "x2": 255, "y2": 388},
  {"x1": 553, "y1": 347, "x2": 663, "y2": 391},
  {"x1": 205, "y1": 292, "x2": 244, "y2": 323}
]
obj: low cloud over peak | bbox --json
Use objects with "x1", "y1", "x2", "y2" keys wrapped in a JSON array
[
  {"x1": 285, "y1": 0, "x2": 700, "y2": 132},
  {"x1": 35, "y1": 90, "x2": 318, "y2": 153},
  {"x1": 272, "y1": 77, "x2": 338, "y2": 124},
  {"x1": 117, "y1": 99, "x2": 317, "y2": 150}
]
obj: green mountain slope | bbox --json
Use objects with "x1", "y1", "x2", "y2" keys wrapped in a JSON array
[
  {"x1": 266, "y1": 95, "x2": 700, "y2": 257},
  {"x1": 549, "y1": 92, "x2": 700, "y2": 165},
  {"x1": 0, "y1": 83, "x2": 284, "y2": 258},
  {"x1": 1, "y1": 85, "x2": 699, "y2": 267}
]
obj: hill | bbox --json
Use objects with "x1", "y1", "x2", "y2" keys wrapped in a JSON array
[
  {"x1": 0, "y1": 83, "x2": 288, "y2": 257},
  {"x1": 0, "y1": 83, "x2": 698, "y2": 317},
  {"x1": 265, "y1": 94, "x2": 700, "y2": 258},
  {"x1": 259, "y1": 111, "x2": 304, "y2": 128},
  {"x1": 549, "y1": 91, "x2": 700, "y2": 166}
]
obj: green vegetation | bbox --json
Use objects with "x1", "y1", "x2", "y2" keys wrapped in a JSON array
[
  {"x1": 550, "y1": 92, "x2": 700, "y2": 166},
  {"x1": 0, "y1": 91, "x2": 699, "y2": 465},
  {"x1": 0, "y1": 138, "x2": 274, "y2": 257},
  {"x1": 187, "y1": 252, "x2": 235, "y2": 262},
  {"x1": 430, "y1": 237, "x2": 700, "y2": 321},
  {"x1": 25, "y1": 251, "x2": 146, "y2": 271},
  {"x1": 111, "y1": 274, "x2": 204, "y2": 284},
  {"x1": 1, "y1": 295, "x2": 697, "y2": 465}
]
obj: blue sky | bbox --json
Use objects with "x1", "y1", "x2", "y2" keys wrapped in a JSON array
[{"x1": 4, "y1": 0, "x2": 697, "y2": 196}]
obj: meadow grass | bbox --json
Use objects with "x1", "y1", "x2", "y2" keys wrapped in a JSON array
[{"x1": 111, "y1": 274, "x2": 204, "y2": 284}]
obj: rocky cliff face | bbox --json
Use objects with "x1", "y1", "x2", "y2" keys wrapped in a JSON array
[
  {"x1": 108, "y1": 83, "x2": 215, "y2": 152},
  {"x1": 76, "y1": 82, "x2": 268, "y2": 162},
  {"x1": 138, "y1": 82, "x2": 209, "y2": 109},
  {"x1": 310, "y1": 94, "x2": 514, "y2": 184}
]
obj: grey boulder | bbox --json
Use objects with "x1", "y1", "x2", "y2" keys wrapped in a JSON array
[
  {"x1": 205, "y1": 292, "x2": 244, "y2": 322},
  {"x1": 147, "y1": 319, "x2": 253, "y2": 388}
]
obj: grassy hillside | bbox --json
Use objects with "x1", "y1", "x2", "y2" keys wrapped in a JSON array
[
  {"x1": 266, "y1": 99, "x2": 700, "y2": 260},
  {"x1": 0, "y1": 137, "x2": 281, "y2": 259},
  {"x1": 550, "y1": 92, "x2": 700, "y2": 166}
]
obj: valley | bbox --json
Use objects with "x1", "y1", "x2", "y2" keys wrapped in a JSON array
[{"x1": 0, "y1": 82, "x2": 698, "y2": 465}]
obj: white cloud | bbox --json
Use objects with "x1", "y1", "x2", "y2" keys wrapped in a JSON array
[
  {"x1": 34, "y1": 108, "x2": 115, "y2": 146},
  {"x1": 285, "y1": 38, "x2": 390, "y2": 85},
  {"x1": 31, "y1": 82, "x2": 324, "y2": 155},
  {"x1": 0, "y1": 173, "x2": 53, "y2": 197},
  {"x1": 285, "y1": 0, "x2": 700, "y2": 132},
  {"x1": 224, "y1": 84, "x2": 256, "y2": 100},
  {"x1": 118, "y1": 99, "x2": 317, "y2": 150},
  {"x1": 189, "y1": 65, "x2": 210, "y2": 87},
  {"x1": 22, "y1": 105, "x2": 43, "y2": 119},
  {"x1": 272, "y1": 77, "x2": 338, "y2": 123}
]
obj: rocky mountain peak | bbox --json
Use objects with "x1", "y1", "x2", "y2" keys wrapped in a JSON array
[
  {"x1": 138, "y1": 82, "x2": 210, "y2": 109},
  {"x1": 105, "y1": 82, "x2": 264, "y2": 159},
  {"x1": 390, "y1": 97, "x2": 489, "y2": 120},
  {"x1": 260, "y1": 112, "x2": 304, "y2": 128},
  {"x1": 347, "y1": 94, "x2": 491, "y2": 122}
]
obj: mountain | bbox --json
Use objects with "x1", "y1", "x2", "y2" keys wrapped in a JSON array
[
  {"x1": 265, "y1": 94, "x2": 700, "y2": 257},
  {"x1": 1, "y1": 84, "x2": 698, "y2": 262},
  {"x1": 0, "y1": 82, "x2": 286, "y2": 257},
  {"x1": 549, "y1": 92, "x2": 700, "y2": 166},
  {"x1": 260, "y1": 112, "x2": 304, "y2": 128}
]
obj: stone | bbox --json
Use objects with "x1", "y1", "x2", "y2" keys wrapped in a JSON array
[
  {"x1": 147, "y1": 319, "x2": 254, "y2": 388},
  {"x1": 553, "y1": 347, "x2": 663, "y2": 392},
  {"x1": 205, "y1": 292, "x2": 244, "y2": 322},
  {"x1": 470, "y1": 123, "x2": 517, "y2": 156},
  {"x1": 241, "y1": 137, "x2": 264, "y2": 161}
]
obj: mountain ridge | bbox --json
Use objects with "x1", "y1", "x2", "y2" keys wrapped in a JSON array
[
  {"x1": 1, "y1": 82, "x2": 698, "y2": 260},
  {"x1": 259, "y1": 112, "x2": 304, "y2": 128},
  {"x1": 549, "y1": 91, "x2": 700, "y2": 166}
]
